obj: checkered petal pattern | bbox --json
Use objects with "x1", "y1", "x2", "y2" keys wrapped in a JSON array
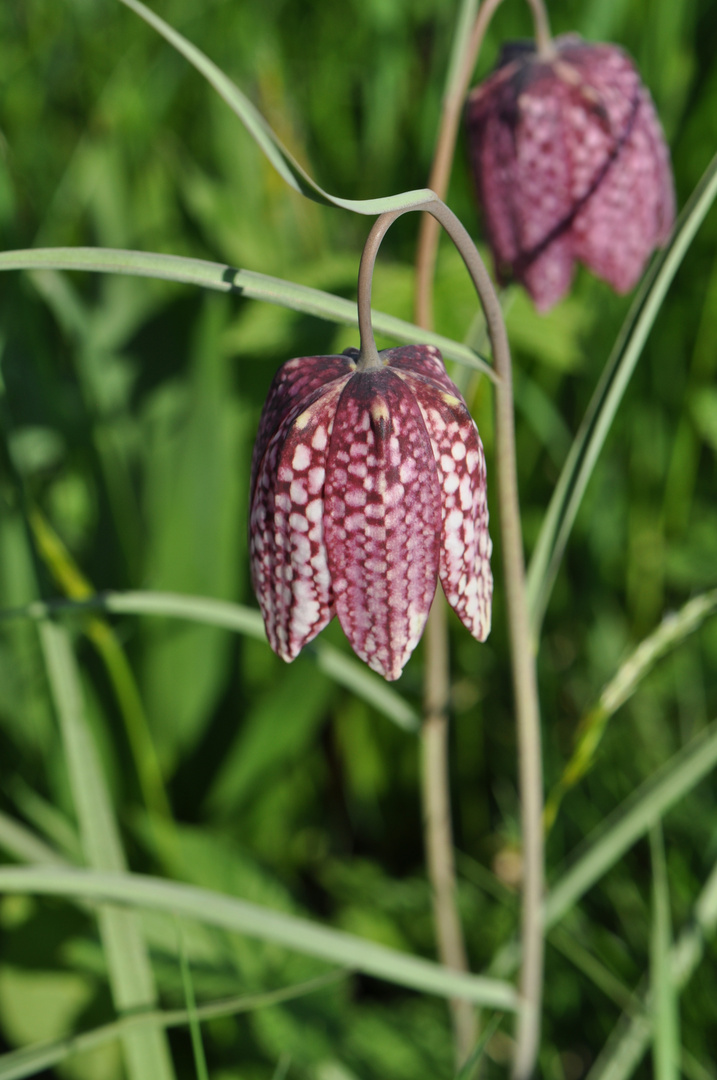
[
  {"x1": 466, "y1": 36, "x2": 675, "y2": 311},
  {"x1": 250, "y1": 344, "x2": 492, "y2": 681}
]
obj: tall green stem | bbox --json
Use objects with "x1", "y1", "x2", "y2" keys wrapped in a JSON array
[{"x1": 360, "y1": 197, "x2": 545, "y2": 1078}]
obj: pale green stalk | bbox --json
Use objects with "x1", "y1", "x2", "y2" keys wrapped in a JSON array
[{"x1": 38, "y1": 622, "x2": 175, "y2": 1080}]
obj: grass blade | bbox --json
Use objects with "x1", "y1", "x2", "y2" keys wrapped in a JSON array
[
  {"x1": 586, "y1": 856, "x2": 717, "y2": 1080},
  {"x1": 0, "y1": 972, "x2": 345, "y2": 1080},
  {"x1": 526, "y1": 150, "x2": 717, "y2": 638},
  {"x1": 116, "y1": 0, "x2": 434, "y2": 216},
  {"x1": 0, "y1": 811, "x2": 69, "y2": 867},
  {"x1": 649, "y1": 825, "x2": 680, "y2": 1080},
  {"x1": 176, "y1": 922, "x2": 209, "y2": 1080},
  {"x1": 0, "y1": 864, "x2": 519, "y2": 1011},
  {"x1": 545, "y1": 719, "x2": 717, "y2": 929},
  {"x1": 1, "y1": 591, "x2": 420, "y2": 733},
  {"x1": 544, "y1": 589, "x2": 717, "y2": 830},
  {"x1": 0, "y1": 247, "x2": 492, "y2": 375},
  {"x1": 38, "y1": 621, "x2": 175, "y2": 1080}
]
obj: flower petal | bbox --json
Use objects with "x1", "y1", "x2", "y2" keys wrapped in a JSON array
[
  {"x1": 250, "y1": 353, "x2": 355, "y2": 499},
  {"x1": 250, "y1": 380, "x2": 347, "y2": 661},
  {"x1": 324, "y1": 369, "x2": 442, "y2": 681},
  {"x1": 401, "y1": 371, "x2": 492, "y2": 642}
]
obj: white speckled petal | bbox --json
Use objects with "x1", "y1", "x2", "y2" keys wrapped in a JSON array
[
  {"x1": 250, "y1": 380, "x2": 348, "y2": 661},
  {"x1": 399, "y1": 369, "x2": 493, "y2": 642},
  {"x1": 324, "y1": 369, "x2": 442, "y2": 681},
  {"x1": 250, "y1": 352, "x2": 356, "y2": 499}
]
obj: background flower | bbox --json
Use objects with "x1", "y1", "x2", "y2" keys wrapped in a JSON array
[{"x1": 466, "y1": 36, "x2": 675, "y2": 310}]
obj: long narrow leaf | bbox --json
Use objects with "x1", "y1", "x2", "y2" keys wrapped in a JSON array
[
  {"x1": 1, "y1": 591, "x2": 420, "y2": 733},
  {"x1": 0, "y1": 972, "x2": 345, "y2": 1080},
  {"x1": 38, "y1": 622, "x2": 175, "y2": 1080},
  {"x1": 0, "y1": 864, "x2": 519, "y2": 1011},
  {"x1": 586, "y1": 856, "x2": 717, "y2": 1080},
  {"x1": 545, "y1": 719, "x2": 717, "y2": 928},
  {"x1": 527, "y1": 151, "x2": 717, "y2": 638},
  {"x1": 545, "y1": 589, "x2": 717, "y2": 829},
  {"x1": 0, "y1": 810, "x2": 69, "y2": 867},
  {"x1": 649, "y1": 825, "x2": 680, "y2": 1080},
  {"x1": 116, "y1": 0, "x2": 434, "y2": 216},
  {"x1": 0, "y1": 247, "x2": 492, "y2": 375}
]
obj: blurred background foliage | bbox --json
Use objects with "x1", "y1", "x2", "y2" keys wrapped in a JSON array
[{"x1": 1, "y1": 0, "x2": 717, "y2": 1077}]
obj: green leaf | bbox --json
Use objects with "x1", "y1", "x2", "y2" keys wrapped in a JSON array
[
  {"x1": 0, "y1": 865, "x2": 519, "y2": 1011},
  {"x1": 584, "y1": 853, "x2": 717, "y2": 1080},
  {"x1": 649, "y1": 825, "x2": 680, "y2": 1080},
  {"x1": 545, "y1": 589, "x2": 717, "y2": 830},
  {"x1": 526, "y1": 150, "x2": 717, "y2": 639},
  {"x1": 545, "y1": 719, "x2": 717, "y2": 929},
  {"x1": 0, "y1": 972, "x2": 344, "y2": 1080},
  {"x1": 1, "y1": 591, "x2": 420, "y2": 733},
  {"x1": 116, "y1": 0, "x2": 435, "y2": 216},
  {"x1": 38, "y1": 621, "x2": 175, "y2": 1080},
  {"x1": 0, "y1": 247, "x2": 491, "y2": 376}
]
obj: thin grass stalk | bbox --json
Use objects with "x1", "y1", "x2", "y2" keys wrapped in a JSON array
[
  {"x1": 360, "y1": 197, "x2": 544, "y2": 1080},
  {"x1": 421, "y1": 595, "x2": 477, "y2": 1064},
  {"x1": 38, "y1": 621, "x2": 175, "y2": 1080},
  {"x1": 414, "y1": 0, "x2": 504, "y2": 330}
]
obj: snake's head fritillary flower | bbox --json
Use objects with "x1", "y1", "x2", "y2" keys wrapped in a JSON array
[
  {"x1": 250, "y1": 344, "x2": 492, "y2": 681},
  {"x1": 466, "y1": 36, "x2": 675, "y2": 311}
]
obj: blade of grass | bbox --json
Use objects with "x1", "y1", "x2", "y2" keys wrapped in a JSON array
[
  {"x1": 545, "y1": 588, "x2": 717, "y2": 831},
  {"x1": 116, "y1": 0, "x2": 435, "y2": 216},
  {"x1": 453, "y1": 1013, "x2": 503, "y2": 1080},
  {"x1": 527, "y1": 150, "x2": 717, "y2": 638},
  {"x1": 31, "y1": 509, "x2": 172, "y2": 821},
  {"x1": 0, "y1": 971, "x2": 345, "y2": 1080},
  {"x1": 0, "y1": 591, "x2": 419, "y2": 733},
  {"x1": 586, "y1": 854, "x2": 717, "y2": 1080},
  {"x1": 0, "y1": 864, "x2": 519, "y2": 1010},
  {"x1": 649, "y1": 824, "x2": 680, "y2": 1080},
  {"x1": 544, "y1": 719, "x2": 717, "y2": 929},
  {"x1": 38, "y1": 621, "x2": 175, "y2": 1080},
  {"x1": 0, "y1": 810, "x2": 69, "y2": 867},
  {"x1": 176, "y1": 921, "x2": 209, "y2": 1080},
  {"x1": 0, "y1": 247, "x2": 492, "y2": 376}
]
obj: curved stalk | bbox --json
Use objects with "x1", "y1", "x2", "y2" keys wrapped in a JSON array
[
  {"x1": 414, "y1": 0, "x2": 504, "y2": 331},
  {"x1": 360, "y1": 197, "x2": 544, "y2": 1079},
  {"x1": 524, "y1": 0, "x2": 555, "y2": 59}
]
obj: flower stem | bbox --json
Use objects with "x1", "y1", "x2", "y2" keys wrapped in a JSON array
[
  {"x1": 359, "y1": 197, "x2": 545, "y2": 1078},
  {"x1": 524, "y1": 0, "x2": 555, "y2": 59},
  {"x1": 421, "y1": 594, "x2": 477, "y2": 1066},
  {"x1": 414, "y1": 0, "x2": 504, "y2": 331}
]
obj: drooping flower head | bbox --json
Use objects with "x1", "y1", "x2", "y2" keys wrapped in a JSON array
[
  {"x1": 250, "y1": 345, "x2": 492, "y2": 681},
  {"x1": 466, "y1": 36, "x2": 675, "y2": 311}
]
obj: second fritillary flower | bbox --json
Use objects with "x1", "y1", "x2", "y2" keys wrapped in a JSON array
[
  {"x1": 466, "y1": 36, "x2": 675, "y2": 311},
  {"x1": 250, "y1": 344, "x2": 492, "y2": 681}
]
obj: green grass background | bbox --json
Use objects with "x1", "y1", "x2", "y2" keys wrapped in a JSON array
[{"x1": 1, "y1": 0, "x2": 717, "y2": 1077}]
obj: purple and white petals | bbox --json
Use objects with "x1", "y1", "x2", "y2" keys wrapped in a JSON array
[
  {"x1": 324, "y1": 370, "x2": 442, "y2": 681},
  {"x1": 250, "y1": 353, "x2": 355, "y2": 497},
  {"x1": 466, "y1": 35, "x2": 675, "y2": 311},
  {"x1": 250, "y1": 381, "x2": 346, "y2": 661},
  {"x1": 401, "y1": 370, "x2": 492, "y2": 642},
  {"x1": 249, "y1": 345, "x2": 492, "y2": 680}
]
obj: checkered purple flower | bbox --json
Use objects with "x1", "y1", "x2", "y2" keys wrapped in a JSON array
[
  {"x1": 250, "y1": 344, "x2": 492, "y2": 681},
  {"x1": 466, "y1": 36, "x2": 675, "y2": 311}
]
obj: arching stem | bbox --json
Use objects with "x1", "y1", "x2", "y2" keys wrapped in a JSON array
[
  {"x1": 359, "y1": 197, "x2": 545, "y2": 1079},
  {"x1": 414, "y1": 0, "x2": 504, "y2": 331},
  {"x1": 525, "y1": 0, "x2": 555, "y2": 60}
]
